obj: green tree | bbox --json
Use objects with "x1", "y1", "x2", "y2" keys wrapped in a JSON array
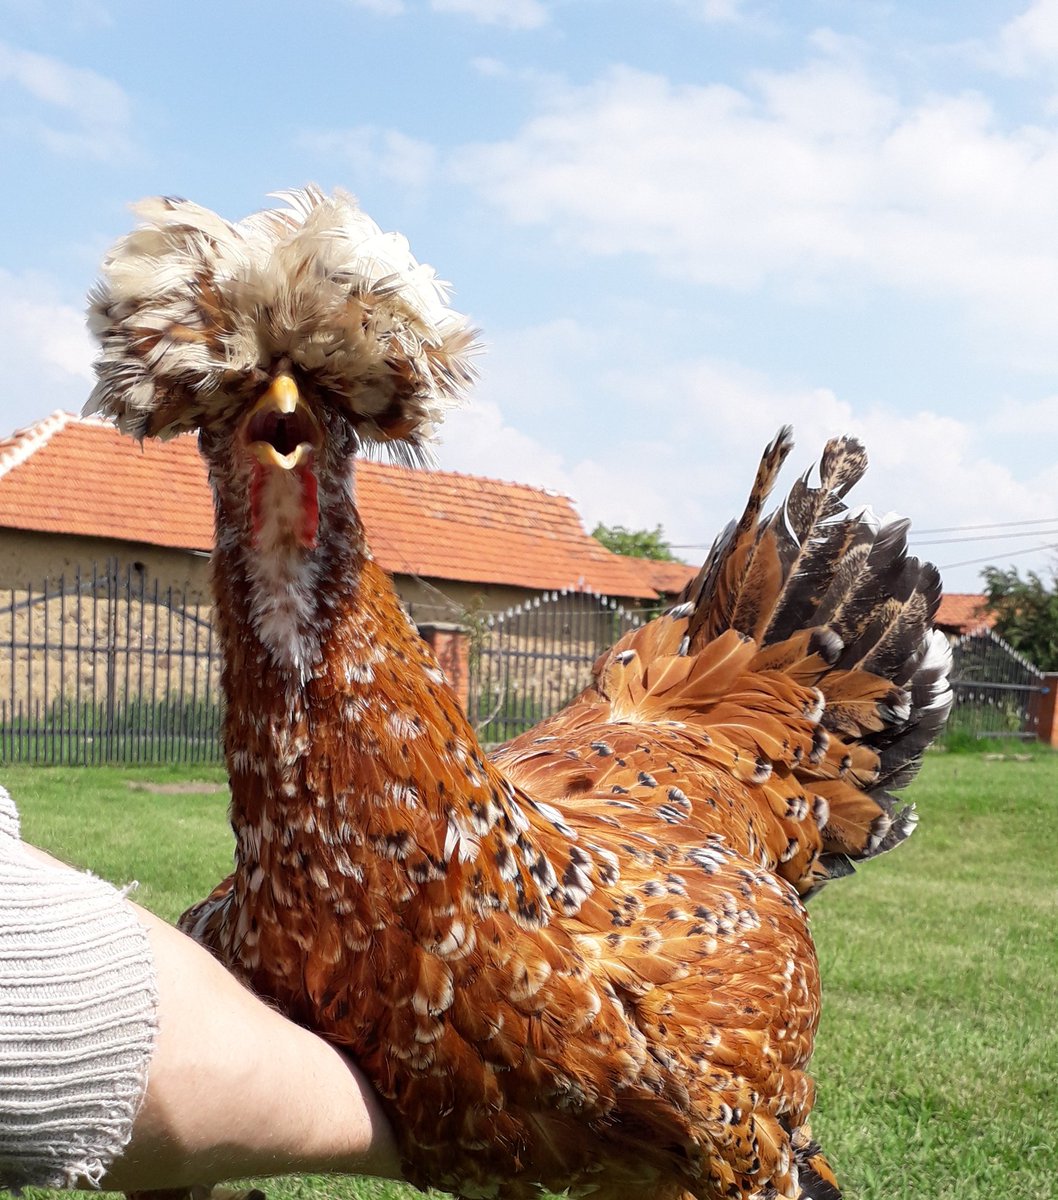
[
  {"x1": 592, "y1": 522, "x2": 676, "y2": 561},
  {"x1": 982, "y1": 564, "x2": 1058, "y2": 670}
]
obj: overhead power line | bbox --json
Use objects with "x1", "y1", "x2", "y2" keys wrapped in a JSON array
[
  {"x1": 938, "y1": 541, "x2": 1058, "y2": 571},
  {"x1": 671, "y1": 519, "x2": 1058, "y2": 554},
  {"x1": 914, "y1": 527, "x2": 1058, "y2": 547},
  {"x1": 915, "y1": 515, "x2": 1058, "y2": 535}
]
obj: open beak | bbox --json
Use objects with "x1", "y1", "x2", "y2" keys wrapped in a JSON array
[
  {"x1": 243, "y1": 373, "x2": 322, "y2": 549},
  {"x1": 243, "y1": 374, "x2": 321, "y2": 470}
]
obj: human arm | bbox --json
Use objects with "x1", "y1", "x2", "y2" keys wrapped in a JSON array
[
  {"x1": 98, "y1": 897, "x2": 399, "y2": 1190},
  {"x1": 100, "y1": 902, "x2": 398, "y2": 1190},
  {"x1": 0, "y1": 788, "x2": 400, "y2": 1192}
]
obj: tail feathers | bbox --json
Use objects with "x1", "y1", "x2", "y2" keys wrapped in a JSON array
[
  {"x1": 681, "y1": 425, "x2": 795, "y2": 647},
  {"x1": 676, "y1": 430, "x2": 952, "y2": 880},
  {"x1": 789, "y1": 1131, "x2": 842, "y2": 1200},
  {"x1": 796, "y1": 1160, "x2": 842, "y2": 1200},
  {"x1": 869, "y1": 628, "x2": 952, "y2": 790}
]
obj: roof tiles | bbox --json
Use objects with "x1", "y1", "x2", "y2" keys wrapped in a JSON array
[
  {"x1": 632, "y1": 558, "x2": 698, "y2": 597},
  {"x1": 0, "y1": 413, "x2": 659, "y2": 599},
  {"x1": 935, "y1": 592, "x2": 995, "y2": 634}
]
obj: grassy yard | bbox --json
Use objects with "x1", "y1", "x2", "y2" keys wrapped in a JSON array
[{"x1": 4, "y1": 746, "x2": 1056, "y2": 1200}]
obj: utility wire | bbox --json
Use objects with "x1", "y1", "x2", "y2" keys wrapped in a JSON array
[
  {"x1": 914, "y1": 527, "x2": 1058, "y2": 547},
  {"x1": 915, "y1": 515, "x2": 1058, "y2": 534},
  {"x1": 673, "y1": 517, "x2": 1058, "y2": 551},
  {"x1": 938, "y1": 541, "x2": 1058, "y2": 571}
]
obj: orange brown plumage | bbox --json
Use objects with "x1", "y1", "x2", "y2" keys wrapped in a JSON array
[{"x1": 91, "y1": 189, "x2": 950, "y2": 1200}]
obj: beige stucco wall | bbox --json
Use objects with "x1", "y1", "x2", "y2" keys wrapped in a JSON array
[
  {"x1": 0, "y1": 528, "x2": 213, "y2": 600},
  {"x1": 394, "y1": 576, "x2": 564, "y2": 623},
  {"x1": 0, "y1": 527, "x2": 652, "y2": 621}
]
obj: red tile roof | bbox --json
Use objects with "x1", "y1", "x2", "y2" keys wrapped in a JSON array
[
  {"x1": 0, "y1": 412, "x2": 215, "y2": 553},
  {"x1": 631, "y1": 558, "x2": 698, "y2": 597},
  {"x1": 0, "y1": 413, "x2": 658, "y2": 599},
  {"x1": 934, "y1": 592, "x2": 995, "y2": 635}
]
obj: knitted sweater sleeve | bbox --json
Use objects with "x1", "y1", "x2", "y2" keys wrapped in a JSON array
[{"x1": 0, "y1": 785, "x2": 158, "y2": 1189}]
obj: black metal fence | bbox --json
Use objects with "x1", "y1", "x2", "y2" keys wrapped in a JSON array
[
  {"x1": 1, "y1": 562, "x2": 1048, "y2": 764},
  {"x1": 1, "y1": 569, "x2": 654, "y2": 764},
  {"x1": 469, "y1": 589, "x2": 649, "y2": 744},
  {"x1": 947, "y1": 628, "x2": 1046, "y2": 740},
  {"x1": 0, "y1": 562, "x2": 223, "y2": 765}
]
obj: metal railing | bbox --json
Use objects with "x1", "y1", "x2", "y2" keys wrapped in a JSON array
[
  {"x1": 469, "y1": 589, "x2": 649, "y2": 744},
  {"x1": 0, "y1": 561, "x2": 223, "y2": 765},
  {"x1": 2, "y1": 563, "x2": 1046, "y2": 763},
  {"x1": 948, "y1": 628, "x2": 1046, "y2": 740},
  {"x1": 0, "y1": 567, "x2": 654, "y2": 764}
]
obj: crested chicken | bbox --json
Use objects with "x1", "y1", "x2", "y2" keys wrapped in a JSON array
[{"x1": 87, "y1": 187, "x2": 951, "y2": 1200}]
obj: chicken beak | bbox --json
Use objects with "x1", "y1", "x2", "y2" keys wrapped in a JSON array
[
  {"x1": 244, "y1": 373, "x2": 322, "y2": 549},
  {"x1": 244, "y1": 373, "x2": 321, "y2": 471}
]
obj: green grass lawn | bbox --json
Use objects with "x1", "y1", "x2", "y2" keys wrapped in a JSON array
[{"x1": 4, "y1": 746, "x2": 1056, "y2": 1200}]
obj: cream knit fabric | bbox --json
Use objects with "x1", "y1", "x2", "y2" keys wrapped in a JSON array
[{"x1": 0, "y1": 785, "x2": 158, "y2": 1188}]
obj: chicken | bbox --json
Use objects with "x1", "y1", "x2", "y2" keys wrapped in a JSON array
[{"x1": 87, "y1": 187, "x2": 951, "y2": 1200}]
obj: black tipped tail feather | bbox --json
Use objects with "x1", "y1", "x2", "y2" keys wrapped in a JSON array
[
  {"x1": 677, "y1": 428, "x2": 953, "y2": 886},
  {"x1": 796, "y1": 1161, "x2": 843, "y2": 1200}
]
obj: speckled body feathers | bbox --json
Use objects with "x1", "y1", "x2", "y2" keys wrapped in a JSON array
[{"x1": 186, "y1": 429, "x2": 949, "y2": 1200}]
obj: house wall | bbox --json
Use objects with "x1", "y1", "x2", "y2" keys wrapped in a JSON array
[
  {"x1": 0, "y1": 526, "x2": 654, "y2": 618},
  {"x1": 395, "y1": 576, "x2": 577, "y2": 622},
  {"x1": 0, "y1": 528, "x2": 213, "y2": 599}
]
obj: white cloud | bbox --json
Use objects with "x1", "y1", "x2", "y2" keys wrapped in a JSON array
[
  {"x1": 477, "y1": 319, "x2": 603, "y2": 413},
  {"x1": 986, "y1": 394, "x2": 1058, "y2": 436},
  {"x1": 0, "y1": 269, "x2": 94, "y2": 429},
  {"x1": 434, "y1": 319, "x2": 602, "y2": 487},
  {"x1": 452, "y1": 61, "x2": 895, "y2": 287},
  {"x1": 0, "y1": 39, "x2": 131, "y2": 159},
  {"x1": 433, "y1": 318, "x2": 676, "y2": 541},
  {"x1": 990, "y1": 0, "x2": 1058, "y2": 74},
  {"x1": 437, "y1": 398, "x2": 570, "y2": 486},
  {"x1": 471, "y1": 55, "x2": 510, "y2": 77},
  {"x1": 430, "y1": 0, "x2": 548, "y2": 31},
  {"x1": 450, "y1": 54, "x2": 1058, "y2": 367},
  {"x1": 300, "y1": 126, "x2": 437, "y2": 188},
  {"x1": 433, "y1": 315, "x2": 1057, "y2": 591}
]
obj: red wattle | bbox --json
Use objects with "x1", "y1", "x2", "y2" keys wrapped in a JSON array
[
  {"x1": 298, "y1": 463, "x2": 319, "y2": 548},
  {"x1": 250, "y1": 462, "x2": 267, "y2": 542}
]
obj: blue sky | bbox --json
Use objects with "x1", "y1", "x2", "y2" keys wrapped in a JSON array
[{"x1": 3, "y1": 0, "x2": 1058, "y2": 591}]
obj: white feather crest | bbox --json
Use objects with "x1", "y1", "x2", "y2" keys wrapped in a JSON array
[{"x1": 85, "y1": 186, "x2": 479, "y2": 446}]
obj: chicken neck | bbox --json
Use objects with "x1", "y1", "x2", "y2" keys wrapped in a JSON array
[{"x1": 207, "y1": 463, "x2": 565, "y2": 1006}]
